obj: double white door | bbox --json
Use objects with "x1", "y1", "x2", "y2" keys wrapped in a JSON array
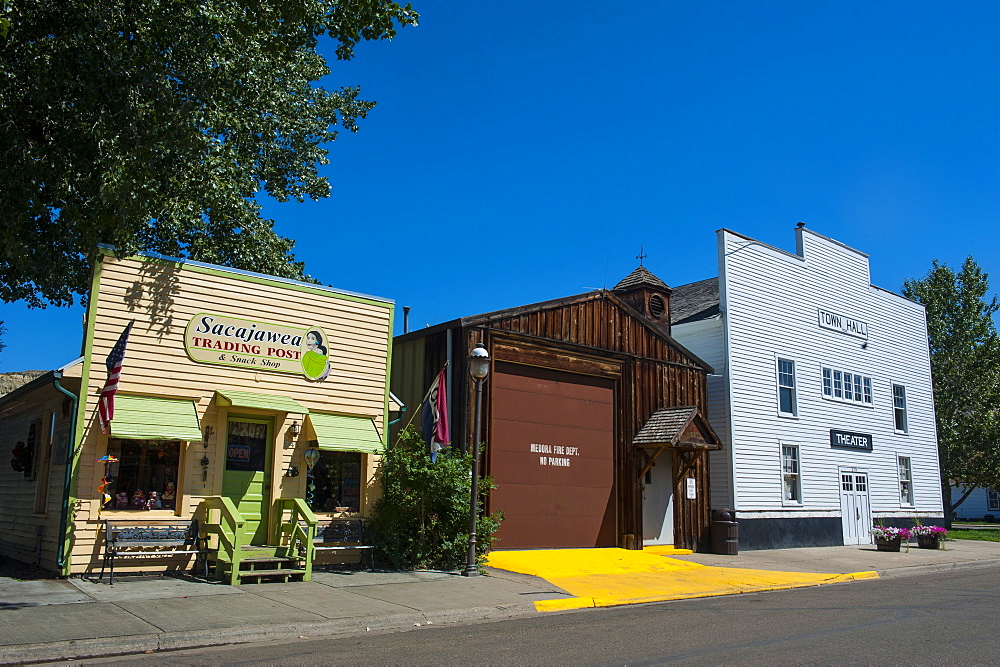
[{"x1": 840, "y1": 471, "x2": 872, "y2": 545}]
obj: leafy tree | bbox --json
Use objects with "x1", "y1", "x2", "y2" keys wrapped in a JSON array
[
  {"x1": 369, "y1": 427, "x2": 503, "y2": 571},
  {"x1": 903, "y1": 257, "x2": 1000, "y2": 522},
  {"x1": 0, "y1": 0, "x2": 417, "y2": 307}
]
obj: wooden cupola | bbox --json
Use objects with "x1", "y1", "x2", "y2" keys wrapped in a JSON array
[{"x1": 612, "y1": 266, "x2": 673, "y2": 334}]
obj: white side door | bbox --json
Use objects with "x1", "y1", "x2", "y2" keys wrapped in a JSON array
[
  {"x1": 840, "y1": 471, "x2": 872, "y2": 545},
  {"x1": 642, "y1": 458, "x2": 675, "y2": 546}
]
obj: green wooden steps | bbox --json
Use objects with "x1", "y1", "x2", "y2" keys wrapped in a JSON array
[{"x1": 212, "y1": 545, "x2": 307, "y2": 584}]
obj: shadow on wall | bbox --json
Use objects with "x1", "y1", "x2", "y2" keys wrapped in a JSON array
[{"x1": 123, "y1": 261, "x2": 181, "y2": 341}]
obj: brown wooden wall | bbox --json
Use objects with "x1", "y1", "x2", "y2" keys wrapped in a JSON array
[{"x1": 467, "y1": 292, "x2": 710, "y2": 549}]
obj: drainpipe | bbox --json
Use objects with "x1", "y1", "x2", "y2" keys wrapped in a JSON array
[
  {"x1": 52, "y1": 370, "x2": 78, "y2": 573},
  {"x1": 387, "y1": 392, "x2": 407, "y2": 427}
]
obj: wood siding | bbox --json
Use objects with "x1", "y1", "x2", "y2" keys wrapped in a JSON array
[
  {"x1": 719, "y1": 228, "x2": 942, "y2": 524},
  {"x1": 0, "y1": 377, "x2": 80, "y2": 569},
  {"x1": 66, "y1": 254, "x2": 392, "y2": 575},
  {"x1": 394, "y1": 292, "x2": 713, "y2": 550},
  {"x1": 951, "y1": 485, "x2": 998, "y2": 520}
]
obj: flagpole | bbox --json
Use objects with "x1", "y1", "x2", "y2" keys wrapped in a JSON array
[{"x1": 394, "y1": 361, "x2": 449, "y2": 441}]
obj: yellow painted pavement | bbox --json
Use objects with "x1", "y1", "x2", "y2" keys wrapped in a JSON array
[{"x1": 486, "y1": 547, "x2": 879, "y2": 612}]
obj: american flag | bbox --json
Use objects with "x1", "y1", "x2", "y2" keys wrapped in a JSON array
[{"x1": 98, "y1": 320, "x2": 134, "y2": 433}]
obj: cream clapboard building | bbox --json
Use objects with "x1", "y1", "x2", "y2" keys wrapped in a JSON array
[
  {"x1": 668, "y1": 226, "x2": 944, "y2": 549},
  {"x1": 0, "y1": 248, "x2": 393, "y2": 578}
]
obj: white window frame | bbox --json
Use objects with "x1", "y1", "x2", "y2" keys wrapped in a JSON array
[
  {"x1": 776, "y1": 357, "x2": 798, "y2": 418},
  {"x1": 781, "y1": 443, "x2": 802, "y2": 505},
  {"x1": 897, "y1": 456, "x2": 914, "y2": 507},
  {"x1": 987, "y1": 489, "x2": 1000, "y2": 512},
  {"x1": 821, "y1": 366, "x2": 874, "y2": 407},
  {"x1": 892, "y1": 383, "x2": 909, "y2": 433}
]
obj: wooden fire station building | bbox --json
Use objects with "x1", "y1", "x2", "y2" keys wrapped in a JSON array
[{"x1": 392, "y1": 268, "x2": 722, "y2": 552}]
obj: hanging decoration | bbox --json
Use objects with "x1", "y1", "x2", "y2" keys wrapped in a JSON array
[
  {"x1": 10, "y1": 442, "x2": 30, "y2": 473},
  {"x1": 304, "y1": 448, "x2": 321, "y2": 508},
  {"x1": 95, "y1": 455, "x2": 118, "y2": 511}
]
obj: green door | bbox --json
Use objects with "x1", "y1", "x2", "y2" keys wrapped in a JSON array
[{"x1": 222, "y1": 418, "x2": 272, "y2": 545}]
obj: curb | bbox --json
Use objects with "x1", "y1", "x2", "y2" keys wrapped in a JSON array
[
  {"x1": 0, "y1": 603, "x2": 541, "y2": 664},
  {"x1": 875, "y1": 557, "x2": 1000, "y2": 579},
  {"x1": 4, "y1": 559, "x2": 999, "y2": 663}
]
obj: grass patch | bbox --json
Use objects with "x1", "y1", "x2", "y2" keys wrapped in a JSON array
[{"x1": 947, "y1": 528, "x2": 1000, "y2": 542}]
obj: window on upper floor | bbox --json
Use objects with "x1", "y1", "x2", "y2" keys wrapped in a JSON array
[
  {"x1": 781, "y1": 444, "x2": 801, "y2": 503},
  {"x1": 897, "y1": 456, "x2": 913, "y2": 506},
  {"x1": 777, "y1": 358, "x2": 797, "y2": 417},
  {"x1": 822, "y1": 367, "x2": 873, "y2": 406},
  {"x1": 892, "y1": 384, "x2": 908, "y2": 433}
]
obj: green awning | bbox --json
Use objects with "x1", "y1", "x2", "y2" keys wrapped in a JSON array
[
  {"x1": 111, "y1": 395, "x2": 202, "y2": 441},
  {"x1": 215, "y1": 390, "x2": 308, "y2": 414},
  {"x1": 308, "y1": 413, "x2": 383, "y2": 454}
]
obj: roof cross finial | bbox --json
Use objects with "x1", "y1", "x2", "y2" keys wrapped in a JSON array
[{"x1": 636, "y1": 246, "x2": 648, "y2": 267}]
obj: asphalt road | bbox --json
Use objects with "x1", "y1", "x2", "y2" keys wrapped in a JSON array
[{"x1": 74, "y1": 566, "x2": 1000, "y2": 665}]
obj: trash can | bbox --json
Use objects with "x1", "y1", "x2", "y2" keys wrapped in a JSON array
[{"x1": 711, "y1": 508, "x2": 738, "y2": 555}]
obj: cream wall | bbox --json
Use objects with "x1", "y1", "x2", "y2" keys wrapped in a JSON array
[
  {"x1": 68, "y1": 252, "x2": 393, "y2": 574},
  {"x1": 0, "y1": 372, "x2": 81, "y2": 570}
]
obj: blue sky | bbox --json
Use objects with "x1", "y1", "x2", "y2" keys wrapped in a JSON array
[{"x1": 2, "y1": 1, "x2": 998, "y2": 371}]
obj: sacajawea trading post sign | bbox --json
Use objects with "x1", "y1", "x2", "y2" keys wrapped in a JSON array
[{"x1": 184, "y1": 313, "x2": 331, "y2": 380}]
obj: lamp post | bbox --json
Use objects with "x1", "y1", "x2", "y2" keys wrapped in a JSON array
[{"x1": 462, "y1": 342, "x2": 490, "y2": 577}]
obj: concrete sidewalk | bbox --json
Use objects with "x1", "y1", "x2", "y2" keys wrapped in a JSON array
[
  {"x1": 0, "y1": 567, "x2": 571, "y2": 663},
  {"x1": 1, "y1": 540, "x2": 998, "y2": 663},
  {"x1": 673, "y1": 537, "x2": 1000, "y2": 577}
]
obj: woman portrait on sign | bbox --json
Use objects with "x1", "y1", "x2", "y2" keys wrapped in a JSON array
[{"x1": 302, "y1": 329, "x2": 331, "y2": 380}]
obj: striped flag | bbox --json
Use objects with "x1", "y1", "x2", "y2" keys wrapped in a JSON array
[
  {"x1": 97, "y1": 320, "x2": 134, "y2": 433},
  {"x1": 421, "y1": 368, "x2": 450, "y2": 462}
]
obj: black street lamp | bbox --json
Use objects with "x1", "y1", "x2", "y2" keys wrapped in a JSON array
[{"x1": 462, "y1": 342, "x2": 490, "y2": 577}]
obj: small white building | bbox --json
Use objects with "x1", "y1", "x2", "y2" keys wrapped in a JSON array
[
  {"x1": 951, "y1": 485, "x2": 1000, "y2": 522},
  {"x1": 667, "y1": 225, "x2": 944, "y2": 549}
]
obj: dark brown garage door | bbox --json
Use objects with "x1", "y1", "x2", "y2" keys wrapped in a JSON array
[{"x1": 489, "y1": 362, "x2": 616, "y2": 549}]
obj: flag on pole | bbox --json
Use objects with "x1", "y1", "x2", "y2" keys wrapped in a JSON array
[
  {"x1": 421, "y1": 368, "x2": 450, "y2": 462},
  {"x1": 97, "y1": 320, "x2": 134, "y2": 434}
]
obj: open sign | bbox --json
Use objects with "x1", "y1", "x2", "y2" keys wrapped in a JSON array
[{"x1": 227, "y1": 444, "x2": 251, "y2": 462}]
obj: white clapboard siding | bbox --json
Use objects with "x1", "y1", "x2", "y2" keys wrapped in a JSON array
[
  {"x1": 671, "y1": 316, "x2": 734, "y2": 508},
  {"x1": 951, "y1": 486, "x2": 999, "y2": 519},
  {"x1": 717, "y1": 227, "x2": 942, "y2": 520}
]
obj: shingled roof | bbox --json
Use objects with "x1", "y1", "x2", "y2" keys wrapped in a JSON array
[
  {"x1": 613, "y1": 266, "x2": 670, "y2": 291},
  {"x1": 632, "y1": 406, "x2": 698, "y2": 446},
  {"x1": 632, "y1": 405, "x2": 722, "y2": 451},
  {"x1": 669, "y1": 277, "x2": 719, "y2": 325}
]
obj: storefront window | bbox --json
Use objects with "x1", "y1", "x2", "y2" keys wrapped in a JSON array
[
  {"x1": 310, "y1": 451, "x2": 362, "y2": 512},
  {"x1": 104, "y1": 439, "x2": 181, "y2": 510}
]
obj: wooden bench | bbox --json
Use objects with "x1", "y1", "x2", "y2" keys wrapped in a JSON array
[
  {"x1": 100, "y1": 519, "x2": 209, "y2": 584},
  {"x1": 309, "y1": 519, "x2": 376, "y2": 571}
]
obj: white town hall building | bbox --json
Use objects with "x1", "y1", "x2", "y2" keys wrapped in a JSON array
[{"x1": 662, "y1": 225, "x2": 943, "y2": 550}]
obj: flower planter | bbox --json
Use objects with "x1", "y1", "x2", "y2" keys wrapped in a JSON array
[
  {"x1": 916, "y1": 535, "x2": 941, "y2": 550},
  {"x1": 875, "y1": 537, "x2": 902, "y2": 552}
]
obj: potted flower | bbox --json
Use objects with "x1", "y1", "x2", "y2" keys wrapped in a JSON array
[
  {"x1": 910, "y1": 524, "x2": 947, "y2": 549},
  {"x1": 870, "y1": 526, "x2": 911, "y2": 552}
]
